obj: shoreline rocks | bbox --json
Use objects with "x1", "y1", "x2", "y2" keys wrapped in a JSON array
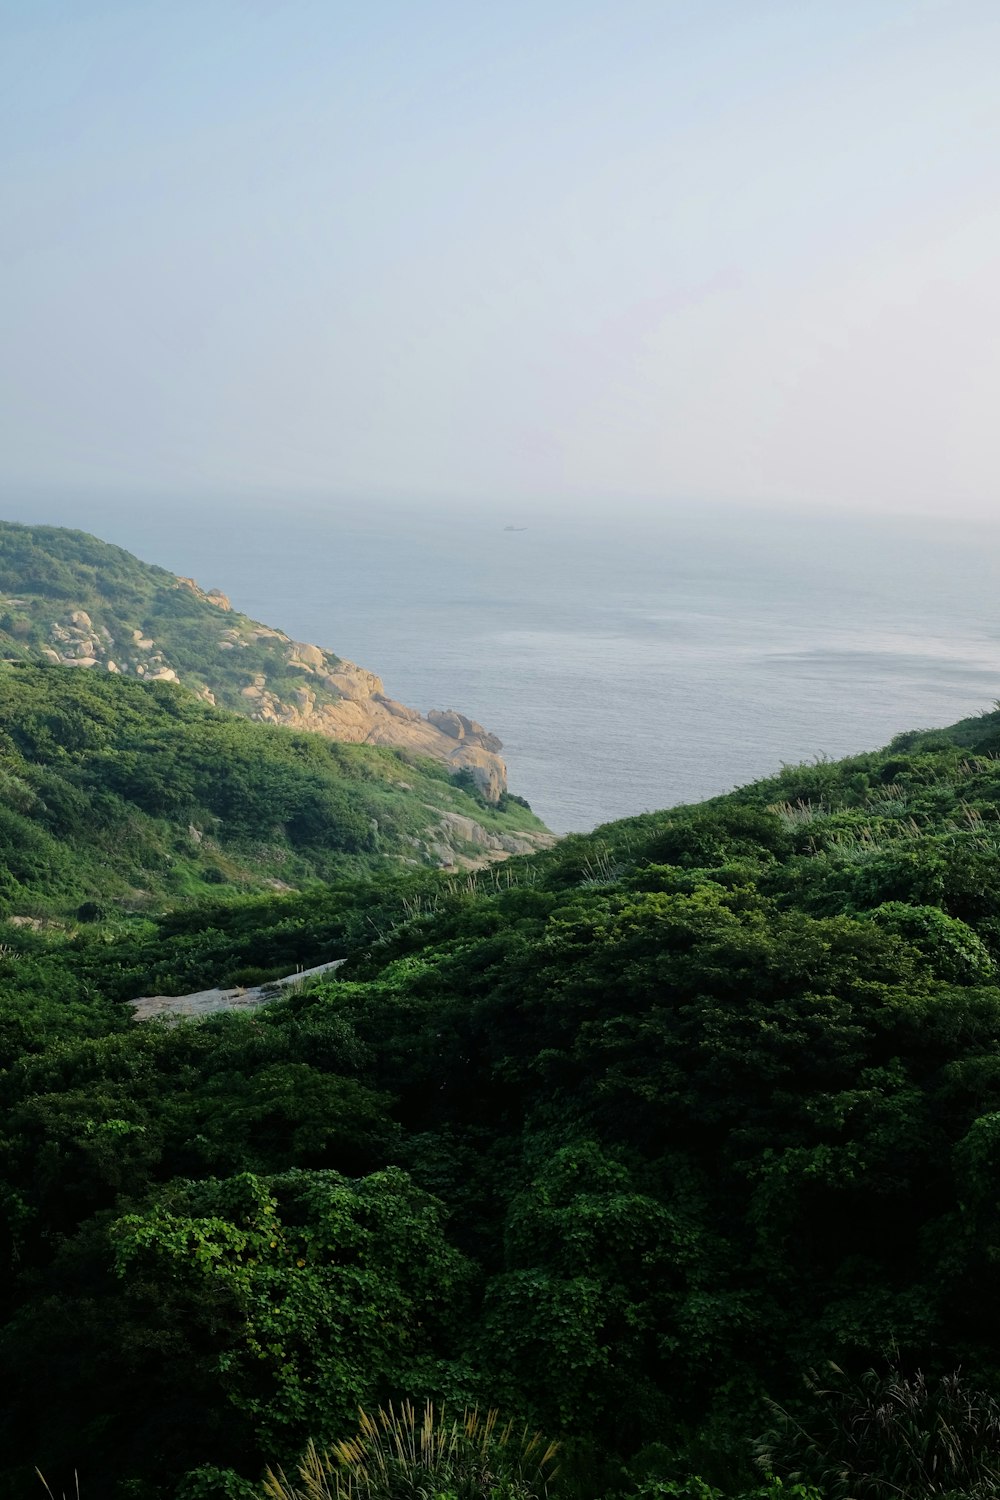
[{"x1": 31, "y1": 574, "x2": 515, "y2": 806}]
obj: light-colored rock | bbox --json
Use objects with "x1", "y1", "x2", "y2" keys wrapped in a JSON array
[
  {"x1": 374, "y1": 695, "x2": 422, "y2": 723},
  {"x1": 323, "y1": 663, "x2": 383, "y2": 700},
  {"x1": 431, "y1": 807, "x2": 555, "y2": 859},
  {"x1": 130, "y1": 957, "x2": 346, "y2": 1022},
  {"x1": 427, "y1": 709, "x2": 502, "y2": 754},
  {"x1": 289, "y1": 642, "x2": 327, "y2": 672},
  {"x1": 446, "y1": 743, "x2": 506, "y2": 802},
  {"x1": 177, "y1": 577, "x2": 231, "y2": 611},
  {"x1": 427, "y1": 709, "x2": 463, "y2": 740},
  {"x1": 391, "y1": 805, "x2": 554, "y2": 871},
  {"x1": 32, "y1": 563, "x2": 527, "y2": 816}
]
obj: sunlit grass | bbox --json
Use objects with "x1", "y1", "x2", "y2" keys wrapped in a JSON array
[{"x1": 264, "y1": 1401, "x2": 559, "y2": 1500}]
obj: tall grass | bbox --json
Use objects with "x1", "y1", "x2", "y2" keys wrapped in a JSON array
[
  {"x1": 757, "y1": 1362, "x2": 1000, "y2": 1499},
  {"x1": 36, "y1": 1472, "x2": 80, "y2": 1500},
  {"x1": 264, "y1": 1401, "x2": 559, "y2": 1500}
]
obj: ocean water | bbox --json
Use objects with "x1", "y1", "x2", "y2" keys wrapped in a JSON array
[{"x1": 6, "y1": 494, "x2": 1000, "y2": 834}]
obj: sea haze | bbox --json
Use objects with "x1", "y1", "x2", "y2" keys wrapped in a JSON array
[{"x1": 6, "y1": 496, "x2": 1000, "y2": 834}]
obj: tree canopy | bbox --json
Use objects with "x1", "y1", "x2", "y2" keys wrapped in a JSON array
[{"x1": 8, "y1": 691, "x2": 1000, "y2": 1497}]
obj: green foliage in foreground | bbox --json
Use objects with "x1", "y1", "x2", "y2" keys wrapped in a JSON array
[
  {"x1": 11, "y1": 706, "x2": 1000, "y2": 1496},
  {"x1": 0, "y1": 662, "x2": 546, "y2": 917},
  {"x1": 758, "y1": 1362, "x2": 1000, "y2": 1498},
  {"x1": 263, "y1": 1401, "x2": 560, "y2": 1500}
]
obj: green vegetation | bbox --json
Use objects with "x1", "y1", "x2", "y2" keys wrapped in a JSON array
[
  {"x1": 0, "y1": 662, "x2": 546, "y2": 918},
  {"x1": 0, "y1": 520, "x2": 536, "y2": 827},
  {"x1": 0, "y1": 519, "x2": 340, "y2": 713},
  {"x1": 263, "y1": 1402, "x2": 560, "y2": 1500},
  {"x1": 758, "y1": 1363, "x2": 1000, "y2": 1499},
  {"x1": 9, "y1": 658, "x2": 1000, "y2": 1496}
]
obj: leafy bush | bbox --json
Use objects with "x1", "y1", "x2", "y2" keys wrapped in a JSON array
[
  {"x1": 865, "y1": 902, "x2": 995, "y2": 983},
  {"x1": 623, "y1": 1481, "x2": 821, "y2": 1500}
]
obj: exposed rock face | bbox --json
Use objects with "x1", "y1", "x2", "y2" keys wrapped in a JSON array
[
  {"x1": 178, "y1": 577, "x2": 232, "y2": 611},
  {"x1": 247, "y1": 658, "x2": 509, "y2": 803},
  {"x1": 32, "y1": 575, "x2": 512, "y2": 803},
  {"x1": 411, "y1": 808, "x2": 553, "y2": 871},
  {"x1": 130, "y1": 958, "x2": 347, "y2": 1022}
]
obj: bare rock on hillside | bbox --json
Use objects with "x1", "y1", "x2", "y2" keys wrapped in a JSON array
[
  {"x1": 407, "y1": 807, "x2": 555, "y2": 870},
  {"x1": 130, "y1": 957, "x2": 347, "y2": 1022},
  {"x1": 36, "y1": 572, "x2": 516, "y2": 805},
  {"x1": 177, "y1": 577, "x2": 232, "y2": 611},
  {"x1": 161, "y1": 577, "x2": 512, "y2": 797}
]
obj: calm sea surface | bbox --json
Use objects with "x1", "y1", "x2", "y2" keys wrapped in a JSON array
[{"x1": 7, "y1": 495, "x2": 1000, "y2": 834}]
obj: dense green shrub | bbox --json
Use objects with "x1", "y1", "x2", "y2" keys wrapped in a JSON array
[{"x1": 11, "y1": 689, "x2": 1000, "y2": 1495}]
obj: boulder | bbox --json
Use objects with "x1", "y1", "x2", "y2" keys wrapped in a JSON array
[{"x1": 288, "y1": 642, "x2": 327, "y2": 672}]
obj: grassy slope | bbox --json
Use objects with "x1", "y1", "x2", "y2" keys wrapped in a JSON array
[
  {"x1": 0, "y1": 662, "x2": 544, "y2": 918},
  {"x1": 0, "y1": 519, "x2": 340, "y2": 710}
]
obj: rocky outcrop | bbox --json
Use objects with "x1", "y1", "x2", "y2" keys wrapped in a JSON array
[
  {"x1": 130, "y1": 958, "x2": 347, "y2": 1022},
  {"x1": 30, "y1": 576, "x2": 511, "y2": 803},
  {"x1": 238, "y1": 660, "x2": 509, "y2": 802},
  {"x1": 177, "y1": 577, "x2": 232, "y2": 611},
  {"x1": 407, "y1": 808, "x2": 554, "y2": 871}
]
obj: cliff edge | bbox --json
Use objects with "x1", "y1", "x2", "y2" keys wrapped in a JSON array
[{"x1": 0, "y1": 523, "x2": 513, "y2": 804}]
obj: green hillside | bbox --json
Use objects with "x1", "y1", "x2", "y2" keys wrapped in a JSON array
[
  {"x1": 0, "y1": 520, "x2": 528, "y2": 809},
  {"x1": 0, "y1": 520, "x2": 353, "y2": 711},
  {"x1": 0, "y1": 662, "x2": 546, "y2": 917},
  {"x1": 8, "y1": 703, "x2": 1000, "y2": 1497}
]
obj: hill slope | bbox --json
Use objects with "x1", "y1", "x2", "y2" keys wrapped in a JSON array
[
  {"x1": 7, "y1": 702, "x2": 1000, "y2": 1496},
  {"x1": 0, "y1": 662, "x2": 550, "y2": 918},
  {"x1": 0, "y1": 520, "x2": 513, "y2": 801}
]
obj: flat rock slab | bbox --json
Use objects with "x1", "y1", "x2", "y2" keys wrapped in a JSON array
[{"x1": 130, "y1": 958, "x2": 345, "y2": 1022}]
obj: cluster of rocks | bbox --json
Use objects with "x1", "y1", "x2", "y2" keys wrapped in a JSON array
[
  {"x1": 28, "y1": 581, "x2": 512, "y2": 807},
  {"x1": 407, "y1": 808, "x2": 553, "y2": 871},
  {"x1": 193, "y1": 581, "x2": 510, "y2": 803},
  {"x1": 256, "y1": 660, "x2": 510, "y2": 804},
  {"x1": 177, "y1": 577, "x2": 232, "y2": 611},
  {"x1": 39, "y1": 609, "x2": 180, "y2": 684}
]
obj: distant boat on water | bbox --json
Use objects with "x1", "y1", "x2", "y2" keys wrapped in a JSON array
[{"x1": 504, "y1": 525, "x2": 528, "y2": 532}]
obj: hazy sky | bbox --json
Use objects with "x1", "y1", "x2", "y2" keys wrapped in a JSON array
[{"x1": 2, "y1": 0, "x2": 999, "y2": 516}]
